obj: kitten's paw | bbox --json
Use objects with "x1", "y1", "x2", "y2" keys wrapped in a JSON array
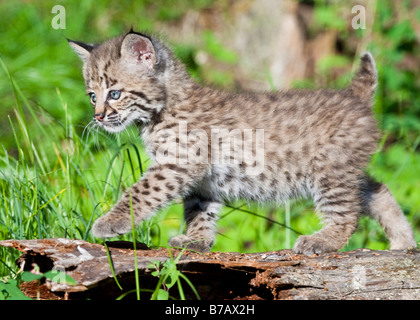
[
  {"x1": 390, "y1": 237, "x2": 417, "y2": 250},
  {"x1": 169, "y1": 235, "x2": 212, "y2": 252},
  {"x1": 293, "y1": 235, "x2": 339, "y2": 256},
  {"x1": 92, "y1": 213, "x2": 132, "y2": 238}
]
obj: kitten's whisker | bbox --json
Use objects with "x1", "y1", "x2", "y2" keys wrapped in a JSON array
[
  {"x1": 84, "y1": 123, "x2": 92, "y2": 144},
  {"x1": 87, "y1": 122, "x2": 97, "y2": 146},
  {"x1": 96, "y1": 126, "x2": 101, "y2": 149},
  {"x1": 126, "y1": 125, "x2": 137, "y2": 143},
  {"x1": 83, "y1": 121, "x2": 96, "y2": 144},
  {"x1": 82, "y1": 121, "x2": 92, "y2": 141},
  {"x1": 89, "y1": 123, "x2": 100, "y2": 151},
  {"x1": 125, "y1": 128, "x2": 133, "y2": 143}
]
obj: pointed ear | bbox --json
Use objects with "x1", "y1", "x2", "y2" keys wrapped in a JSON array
[
  {"x1": 120, "y1": 33, "x2": 157, "y2": 70},
  {"x1": 67, "y1": 39, "x2": 93, "y2": 64}
]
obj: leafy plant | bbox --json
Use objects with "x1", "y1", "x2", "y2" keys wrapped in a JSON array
[
  {"x1": 1, "y1": 263, "x2": 76, "y2": 300},
  {"x1": 21, "y1": 264, "x2": 76, "y2": 286},
  {"x1": 149, "y1": 249, "x2": 200, "y2": 300}
]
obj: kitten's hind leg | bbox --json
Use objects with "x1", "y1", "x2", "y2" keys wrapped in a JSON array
[
  {"x1": 293, "y1": 174, "x2": 361, "y2": 255},
  {"x1": 169, "y1": 195, "x2": 221, "y2": 252},
  {"x1": 361, "y1": 177, "x2": 416, "y2": 250}
]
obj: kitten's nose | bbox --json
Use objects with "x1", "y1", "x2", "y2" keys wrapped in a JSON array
[{"x1": 94, "y1": 113, "x2": 105, "y2": 122}]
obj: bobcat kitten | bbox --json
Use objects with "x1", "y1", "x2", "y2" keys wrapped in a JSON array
[{"x1": 68, "y1": 31, "x2": 416, "y2": 255}]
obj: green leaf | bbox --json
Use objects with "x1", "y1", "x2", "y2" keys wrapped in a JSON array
[
  {"x1": 164, "y1": 273, "x2": 178, "y2": 289},
  {"x1": 0, "y1": 279, "x2": 32, "y2": 300},
  {"x1": 44, "y1": 270, "x2": 77, "y2": 285},
  {"x1": 156, "y1": 288, "x2": 169, "y2": 300},
  {"x1": 21, "y1": 271, "x2": 43, "y2": 282}
]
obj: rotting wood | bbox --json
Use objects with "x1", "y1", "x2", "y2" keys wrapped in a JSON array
[{"x1": 1, "y1": 238, "x2": 419, "y2": 300}]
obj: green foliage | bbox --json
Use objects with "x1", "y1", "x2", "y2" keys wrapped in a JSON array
[
  {"x1": 0, "y1": 279, "x2": 31, "y2": 300},
  {"x1": 313, "y1": 3, "x2": 347, "y2": 32},
  {"x1": 104, "y1": 242, "x2": 124, "y2": 291},
  {"x1": 0, "y1": 263, "x2": 76, "y2": 300},
  {"x1": 313, "y1": 0, "x2": 420, "y2": 139},
  {"x1": 20, "y1": 265, "x2": 76, "y2": 286},
  {"x1": 149, "y1": 249, "x2": 200, "y2": 300}
]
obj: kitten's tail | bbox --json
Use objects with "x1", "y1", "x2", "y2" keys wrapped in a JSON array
[{"x1": 349, "y1": 52, "x2": 378, "y2": 101}]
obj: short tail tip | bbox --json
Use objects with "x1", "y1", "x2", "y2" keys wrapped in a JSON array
[
  {"x1": 350, "y1": 52, "x2": 378, "y2": 100},
  {"x1": 360, "y1": 52, "x2": 377, "y2": 76}
]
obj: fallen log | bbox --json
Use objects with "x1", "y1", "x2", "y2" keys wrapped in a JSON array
[{"x1": 1, "y1": 238, "x2": 419, "y2": 300}]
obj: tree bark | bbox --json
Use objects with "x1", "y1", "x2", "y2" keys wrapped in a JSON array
[{"x1": 1, "y1": 238, "x2": 419, "y2": 300}]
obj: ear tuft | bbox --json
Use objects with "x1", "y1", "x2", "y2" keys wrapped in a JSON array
[{"x1": 67, "y1": 39, "x2": 94, "y2": 64}]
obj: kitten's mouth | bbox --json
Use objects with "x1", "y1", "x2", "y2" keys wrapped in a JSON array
[
  {"x1": 100, "y1": 120, "x2": 126, "y2": 133},
  {"x1": 94, "y1": 112, "x2": 146, "y2": 133},
  {"x1": 96, "y1": 116, "x2": 137, "y2": 134}
]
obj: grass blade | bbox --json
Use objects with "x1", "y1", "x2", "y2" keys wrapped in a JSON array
[
  {"x1": 130, "y1": 192, "x2": 140, "y2": 300},
  {"x1": 103, "y1": 242, "x2": 123, "y2": 291}
]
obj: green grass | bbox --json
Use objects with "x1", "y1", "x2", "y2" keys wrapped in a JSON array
[{"x1": 1, "y1": 0, "x2": 419, "y2": 297}]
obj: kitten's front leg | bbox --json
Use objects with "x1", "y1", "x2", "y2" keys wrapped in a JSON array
[{"x1": 92, "y1": 164, "x2": 200, "y2": 238}]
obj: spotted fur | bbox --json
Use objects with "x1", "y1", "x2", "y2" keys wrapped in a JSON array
[{"x1": 68, "y1": 32, "x2": 416, "y2": 255}]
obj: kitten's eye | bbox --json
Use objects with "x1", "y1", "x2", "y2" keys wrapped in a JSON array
[
  {"x1": 109, "y1": 90, "x2": 121, "y2": 100},
  {"x1": 89, "y1": 92, "x2": 97, "y2": 104}
]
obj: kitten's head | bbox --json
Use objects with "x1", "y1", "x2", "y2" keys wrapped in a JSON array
[{"x1": 68, "y1": 31, "x2": 171, "y2": 133}]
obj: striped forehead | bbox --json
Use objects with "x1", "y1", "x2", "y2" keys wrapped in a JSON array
[
  {"x1": 84, "y1": 37, "x2": 123, "y2": 90},
  {"x1": 85, "y1": 59, "x2": 119, "y2": 90}
]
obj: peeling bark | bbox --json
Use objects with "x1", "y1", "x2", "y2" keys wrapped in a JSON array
[{"x1": 1, "y1": 238, "x2": 419, "y2": 300}]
